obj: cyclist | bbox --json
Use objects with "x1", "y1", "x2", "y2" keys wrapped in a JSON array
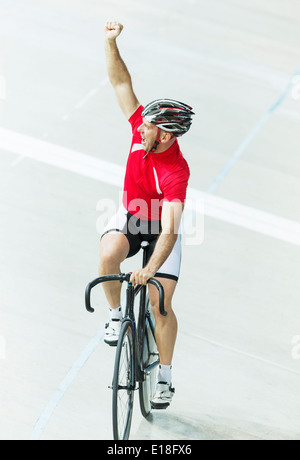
[{"x1": 100, "y1": 21, "x2": 194, "y2": 409}]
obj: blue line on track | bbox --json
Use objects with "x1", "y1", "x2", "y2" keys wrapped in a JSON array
[
  {"x1": 29, "y1": 327, "x2": 105, "y2": 440},
  {"x1": 206, "y1": 66, "x2": 300, "y2": 194}
]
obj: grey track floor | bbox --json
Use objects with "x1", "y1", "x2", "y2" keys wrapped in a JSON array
[{"x1": 0, "y1": 0, "x2": 300, "y2": 440}]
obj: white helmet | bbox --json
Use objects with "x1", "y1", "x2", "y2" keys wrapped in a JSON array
[{"x1": 142, "y1": 98, "x2": 194, "y2": 137}]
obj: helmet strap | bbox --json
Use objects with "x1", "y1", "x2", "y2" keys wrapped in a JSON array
[
  {"x1": 143, "y1": 127, "x2": 161, "y2": 159},
  {"x1": 150, "y1": 127, "x2": 161, "y2": 153}
]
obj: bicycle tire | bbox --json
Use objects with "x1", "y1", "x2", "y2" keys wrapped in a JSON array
[
  {"x1": 112, "y1": 320, "x2": 135, "y2": 440},
  {"x1": 139, "y1": 297, "x2": 159, "y2": 418}
]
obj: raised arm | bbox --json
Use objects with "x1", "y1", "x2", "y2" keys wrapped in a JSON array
[{"x1": 104, "y1": 21, "x2": 140, "y2": 119}]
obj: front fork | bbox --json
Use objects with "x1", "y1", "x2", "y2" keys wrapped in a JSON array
[{"x1": 135, "y1": 284, "x2": 148, "y2": 383}]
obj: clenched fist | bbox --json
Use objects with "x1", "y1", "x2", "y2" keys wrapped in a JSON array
[{"x1": 104, "y1": 21, "x2": 124, "y2": 40}]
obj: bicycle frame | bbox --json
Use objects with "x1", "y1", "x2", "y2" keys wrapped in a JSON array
[{"x1": 85, "y1": 272, "x2": 166, "y2": 382}]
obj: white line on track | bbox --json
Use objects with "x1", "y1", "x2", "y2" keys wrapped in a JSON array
[
  {"x1": 75, "y1": 78, "x2": 109, "y2": 109},
  {"x1": 188, "y1": 332, "x2": 300, "y2": 377},
  {"x1": 62, "y1": 78, "x2": 109, "y2": 121},
  {"x1": 2, "y1": 126, "x2": 300, "y2": 246}
]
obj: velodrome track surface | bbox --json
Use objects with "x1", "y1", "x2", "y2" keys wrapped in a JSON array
[{"x1": 0, "y1": 0, "x2": 300, "y2": 440}]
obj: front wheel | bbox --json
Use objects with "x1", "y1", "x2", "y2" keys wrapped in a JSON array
[
  {"x1": 139, "y1": 298, "x2": 159, "y2": 418},
  {"x1": 112, "y1": 321, "x2": 135, "y2": 440}
]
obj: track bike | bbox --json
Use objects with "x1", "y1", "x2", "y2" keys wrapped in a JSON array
[{"x1": 85, "y1": 242, "x2": 166, "y2": 440}]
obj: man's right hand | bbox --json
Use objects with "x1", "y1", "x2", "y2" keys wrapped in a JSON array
[
  {"x1": 104, "y1": 20, "x2": 140, "y2": 119},
  {"x1": 104, "y1": 21, "x2": 124, "y2": 40}
]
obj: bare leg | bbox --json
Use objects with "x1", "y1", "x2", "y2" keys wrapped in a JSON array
[
  {"x1": 99, "y1": 232, "x2": 130, "y2": 309},
  {"x1": 148, "y1": 278, "x2": 178, "y2": 366}
]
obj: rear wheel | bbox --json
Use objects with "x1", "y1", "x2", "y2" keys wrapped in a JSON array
[{"x1": 112, "y1": 321, "x2": 135, "y2": 440}]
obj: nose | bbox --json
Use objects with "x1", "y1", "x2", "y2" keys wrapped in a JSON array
[{"x1": 137, "y1": 123, "x2": 144, "y2": 133}]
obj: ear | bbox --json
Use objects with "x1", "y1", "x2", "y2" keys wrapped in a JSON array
[{"x1": 160, "y1": 130, "x2": 173, "y2": 143}]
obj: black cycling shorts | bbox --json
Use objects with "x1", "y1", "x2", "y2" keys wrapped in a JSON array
[{"x1": 101, "y1": 206, "x2": 182, "y2": 281}]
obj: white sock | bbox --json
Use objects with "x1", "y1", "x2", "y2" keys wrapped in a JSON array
[
  {"x1": 157, "y1": 364, "x2": 172, "y2": 385},
  {"x1": 109, "y1": 306, "x2": 122, "y2": 320}
]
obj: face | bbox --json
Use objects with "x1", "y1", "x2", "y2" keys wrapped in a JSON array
[{"x1": 137, "y1": 119, "x2": 159, "y2": 153}]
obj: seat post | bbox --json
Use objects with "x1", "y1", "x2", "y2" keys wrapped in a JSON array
[{"x1": 141, "y1": 241, "x2": 150, "y2": 268}]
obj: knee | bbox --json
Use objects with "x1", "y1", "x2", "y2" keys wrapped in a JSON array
[
  {"x1": 150, "y1": 300, "x2": 173, "y2": 321},
  {"x1": 100, "y1": 244, "x2": 115, "y2": 264},
  {"x1": 99, "y1": 233, "x2": 129, "y2": 274},
  {"x1": 99, "y1": 244, "x2": 121, "y2": 274},
  {"x1": 99, "y1": 251, "x2": 115, "y2": 272}
]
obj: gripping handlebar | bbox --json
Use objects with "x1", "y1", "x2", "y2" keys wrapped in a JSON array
[
  {"x1": 85, "y1": 273, "x2": 167, "y2": 316},
  {"x1": 146, "y1": 278, "x2": 167, "y2": 316}
]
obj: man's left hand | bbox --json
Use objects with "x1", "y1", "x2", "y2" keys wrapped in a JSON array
[{"x1": 130, "y1": 268, "x2": 156, "y2": 286}]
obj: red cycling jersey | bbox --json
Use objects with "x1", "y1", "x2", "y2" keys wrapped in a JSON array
[{"x1": 123, "y1": 105, "x2": 190, "y2": 221}]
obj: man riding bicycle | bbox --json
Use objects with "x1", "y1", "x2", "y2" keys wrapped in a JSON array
[{"x1": 99, "y1": 21, "x2": 194, "y2": 409}]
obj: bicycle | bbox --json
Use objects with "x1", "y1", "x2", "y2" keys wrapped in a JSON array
[{"x1": 85, "y1": 241, "x2": 167, "y2": 440}]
